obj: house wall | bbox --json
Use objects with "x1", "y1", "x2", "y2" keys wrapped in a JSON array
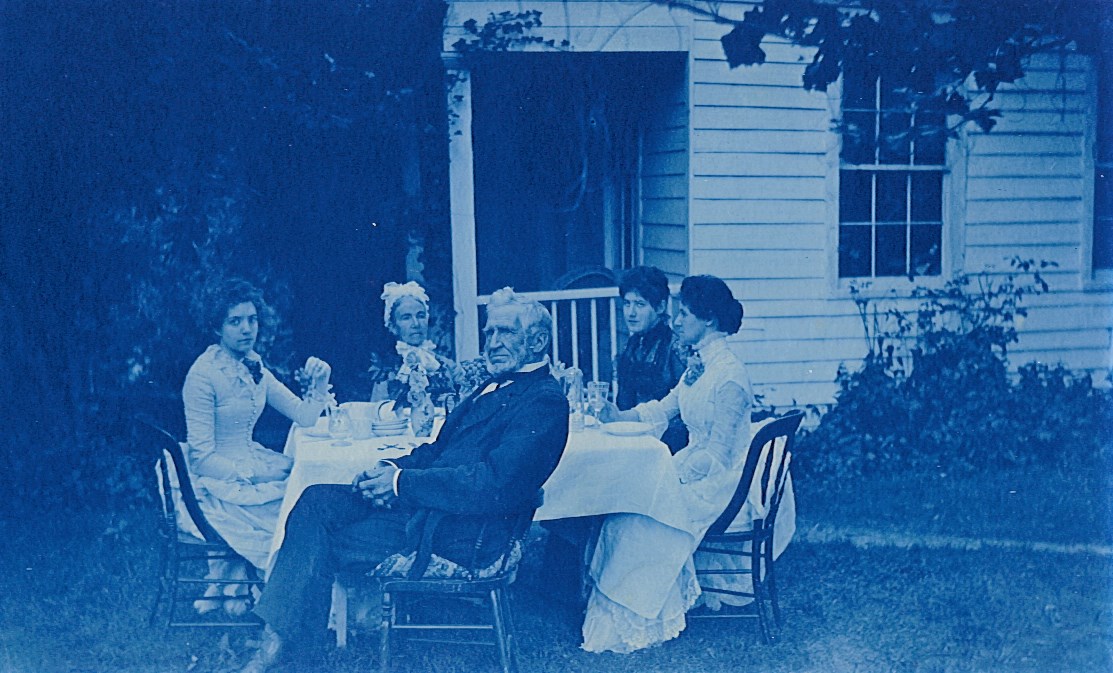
[
  {"x1": 689, "y1": 14, "x2": 847, "y2": 408},
  {"x1": 641, "y1": 63, "x2": 690, "y2": 281},
  {"x1": 965, "y1": 53, "x2": 1113, "y2": 374},
  {"x1": 689, "y1": 11, "x2": 1112, "y2": 410},
  {"x1": 446, "y1": 2, "x2": 1113, "y2": 408}
]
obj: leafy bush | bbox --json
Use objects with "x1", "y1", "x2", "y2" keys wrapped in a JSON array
[{"x1": 798, "y1": 259, "x2": 1113, "y2": 479}]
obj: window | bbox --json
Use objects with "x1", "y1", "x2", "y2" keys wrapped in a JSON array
[
  {"x1": 838, "y1": 67, "x2": 947, "y2": 279},
  {"x1": 1093, "y1": 53, "x2": 1113, "y2": 273}
]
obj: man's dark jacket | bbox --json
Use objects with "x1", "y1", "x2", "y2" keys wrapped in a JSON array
[{"x1": 391, "y1": 365, "x2": 569, "y2": 568}]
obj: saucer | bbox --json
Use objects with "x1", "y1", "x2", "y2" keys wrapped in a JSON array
[{"x1": 599, "y1": 421, "x2": 654, "y2": 437}]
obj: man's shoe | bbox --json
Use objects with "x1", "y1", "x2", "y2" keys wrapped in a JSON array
[{"x1": 240, "y1": 626, "x2": 283, "y2": 673}]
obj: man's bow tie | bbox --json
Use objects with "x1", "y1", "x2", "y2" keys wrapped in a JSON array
[
  {"x1": 486, "y1": 371, "x2": 516, "y2": 386},
  {"x1": 475, "y1": 371, "x2": 516, "y2": 396}
]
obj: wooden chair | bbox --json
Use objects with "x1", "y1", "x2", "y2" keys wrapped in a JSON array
[
  {"x1": 334, "y1": 492, "x2": 542, "y2": 673},
  {"x1": 691, "y1": 410, "x2": 804, "y2": 643},
  {"x1": 137, "y1": 415, "x2": 264, "y2": 629}
]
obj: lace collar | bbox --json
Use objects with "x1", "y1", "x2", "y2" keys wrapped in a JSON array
[
  {"x1": 682, "y1": 333, "x2": 727, "y2": 386},
  {"x1": 396, "y1": 340, "x2": 441, "y2": 375},
  {"x1": 694, "y1": 332, "x2": 728, "y2": 358}
]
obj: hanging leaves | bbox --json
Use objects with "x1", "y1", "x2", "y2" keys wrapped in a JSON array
[{"x1": 663, "y1": 0, "x2": 1111, "y2": 138}]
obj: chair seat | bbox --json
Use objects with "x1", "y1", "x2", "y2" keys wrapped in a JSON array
[{"x1": 373, "y1": 541, "x2": 523, "y2": 581}]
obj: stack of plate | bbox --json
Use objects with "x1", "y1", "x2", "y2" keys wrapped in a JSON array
[{"x1": 372, "y1": 418, "x2": 410, "y2": 437}]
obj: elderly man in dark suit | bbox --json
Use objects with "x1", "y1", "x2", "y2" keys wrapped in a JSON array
[{"x1": 242, "y1": 288, "x2": 569, "y2": 673}]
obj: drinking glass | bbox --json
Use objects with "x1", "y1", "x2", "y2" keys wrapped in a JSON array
[
  {"x1": 327, "y1": 406, "x2": 353, "y2": 446},
  {"x1": 586, "y1": 381, "x2": 610, "y2": 420}
]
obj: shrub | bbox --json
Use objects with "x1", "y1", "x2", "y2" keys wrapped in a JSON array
[{"x1": 798, "y1": 259, "x2": 1113, "y2": 479}]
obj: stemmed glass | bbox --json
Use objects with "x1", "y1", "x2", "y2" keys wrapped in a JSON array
[{"x1": 586, "y1": 382, "x2": 610, "y2": 422}]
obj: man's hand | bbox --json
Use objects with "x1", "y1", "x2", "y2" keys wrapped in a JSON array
[{"x1": 352, "y1": 464, "x2": 399, "y2": 508}]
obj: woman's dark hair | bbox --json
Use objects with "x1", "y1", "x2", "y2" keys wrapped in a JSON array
[
  {"x1": 206, "y1": 278, "x2": 268, "y2": 336},
  {"x1": 619, "y1": 265, "x2": 671, "y2": 310},
  {"x1": 678, "y1": 275, "x2": 744, "y2": 334}
]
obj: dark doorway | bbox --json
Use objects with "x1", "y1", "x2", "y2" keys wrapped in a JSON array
[{"x1": 470, "y1": 52, "x2": 684, "y2": 294}]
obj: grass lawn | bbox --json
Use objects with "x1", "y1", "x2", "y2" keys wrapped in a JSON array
[{"x1": 1, "y1": 465, "x2": 1110, "y2": 673}]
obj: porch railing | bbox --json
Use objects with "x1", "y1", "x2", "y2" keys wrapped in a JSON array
[{"x1": 476, "y1": 287, "x2": 622, "y2": 384}]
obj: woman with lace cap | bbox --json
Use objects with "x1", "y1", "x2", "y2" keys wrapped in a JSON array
[{"x1": 369, "y1": 281, "x2": 480, "y2": 409}]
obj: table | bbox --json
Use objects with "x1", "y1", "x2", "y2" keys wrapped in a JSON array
[
  {"x1": 268, "y1": 416, "x2": 675, "y2": 567},
  {"x1": 267, "y1": 415, "x2": 796, "y2": 646}
]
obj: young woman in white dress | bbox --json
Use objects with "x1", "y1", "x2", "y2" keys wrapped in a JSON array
[
  {"x1": 583, "y1": 274, "x2": 756, "y2": 653},
  {"x1": 182, "y1": 279, "x2": 332, "y2": 613}
]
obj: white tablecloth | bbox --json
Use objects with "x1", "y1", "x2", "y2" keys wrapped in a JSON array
[
  {"x1": 268, "y1": 417, "x2": 672, "y2": 565},
  {"x1": 268, "y1": 417, "x2": 795, "y2": 569}
]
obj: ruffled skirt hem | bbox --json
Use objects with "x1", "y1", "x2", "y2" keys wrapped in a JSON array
[{"x1": 581, "y1": 563, "x2": 702, "y2": 654}]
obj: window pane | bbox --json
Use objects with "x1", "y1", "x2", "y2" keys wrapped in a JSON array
[
  {"x1": 911, "y1": 173, "x2": 943, "y2": 222},
  {"x1": 839, "y1": 225, "x2": 872, "y2": 277},
  {"x1": 841, "y1": 111, "x2": 876, "y2": 164},
  {"x1": 911, "y1": 225, "x2": 942, "y2": 276},
  {"x1": 875, "y1": 225, "x2": 908, "y2": 277},
  {"x1": 840, "y1": 170, "x2": 872, "y2": 223},
  {"x1": 879, "y1": 111, "x2": 912, "y2": 164},
  {"x1": 843, "y1": 68, "x2": 877, "y2": 110},
  {"x1": 1095, "y1": 51, "x2": 1112, "y2": 270},
  {"x1": 1098, "y1": 166, "x2": 1113, "y2": 213},
  {"x1": 1098, "y1": 54, "x2": 1113, "y2": 158},
  {"x1": 914, "y1": 112, "x2": 946, "y2": 165},
  {"x1": 1096, "y1": 160, "x2": 1113, "y2": 269},
  {"x1": 876, "y1": 171, "x2": 908, "y2": 223},
  {"x1": 1095, "y1": 217, "x2": 1113, "y2": 269},
  {"x1": 879, "y1": 81, "x2": 911, "y2": 110}
]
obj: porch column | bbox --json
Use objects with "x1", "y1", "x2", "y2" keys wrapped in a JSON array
[{"x1": 445, "y1": 55, "x2": 480, "y2": 359}]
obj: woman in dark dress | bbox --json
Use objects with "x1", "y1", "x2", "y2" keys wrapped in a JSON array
[{"x1": 615, "y1": 266, "x2": 688, "y2": 453}]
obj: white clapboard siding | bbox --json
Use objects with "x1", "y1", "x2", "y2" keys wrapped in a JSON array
[
  {"x1": 692, "y1": 200, "x2": 827, "y2": 225},
  {"x1": 940, "y1": 50, "x2": 1112, "y2": 382},
  {"x1": 966, "y1": 176, "x2": 1083, "y2": 200},
  {"x1": 444, "y1": 3, "x2": 1113, "y2": 409},
  {"x1": 694, "y1": 128, "x2": 828, "y2": 154},
  {"x1": 640, "y1": 60, "x2": 689, "y2": 279},
  {"x1": 688, "y1": 13, "x2": 844, "y2": 408},
  {"x1": 965, "y1": 199, "x2": 1081, "y2": 224}
]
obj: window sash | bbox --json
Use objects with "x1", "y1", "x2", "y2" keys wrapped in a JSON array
[{"x1": 839, "y1": 74, "x2": 946, "y2": 279}]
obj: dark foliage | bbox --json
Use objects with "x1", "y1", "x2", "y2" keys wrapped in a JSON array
[
  {"x1": 798, "y1": 259, "x2": 1113, "y2": 478},
  {"x1": 1, "y1": 1, "x2": 450, "y2": 510},
  {"x1": 667, "y1": 0, "x2": 1112, "y2": 138}
]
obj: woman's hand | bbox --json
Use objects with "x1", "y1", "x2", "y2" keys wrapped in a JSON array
[
  {"x1": 597, "y1": 399, "x2": 622, "y2": 423},
  {"x1": 303, "y1": 356, "x2": 331, "y2": 389},
  {"x1": 678, "y1": 450, "x2": 722, "y2": 484},
  {"x1": 255, "y1": 459, "x2": 293, "y2": 482}
]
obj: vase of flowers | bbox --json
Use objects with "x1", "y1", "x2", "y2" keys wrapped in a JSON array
[{"x1": 407, "y1": 365, "x2": 436, "y2": 437}]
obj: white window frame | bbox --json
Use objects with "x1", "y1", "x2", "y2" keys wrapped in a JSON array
[{"x1": 826, "y1": 76, "x2": 966, "y2": 297}]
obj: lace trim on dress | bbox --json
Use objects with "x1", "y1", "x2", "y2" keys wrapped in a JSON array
[
  {"x1": 207, "y1": 345, "x2": 261, "y2": 390},
  {"x1": 581, "y1": 563, "x2": 702, "y2": 654}
]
